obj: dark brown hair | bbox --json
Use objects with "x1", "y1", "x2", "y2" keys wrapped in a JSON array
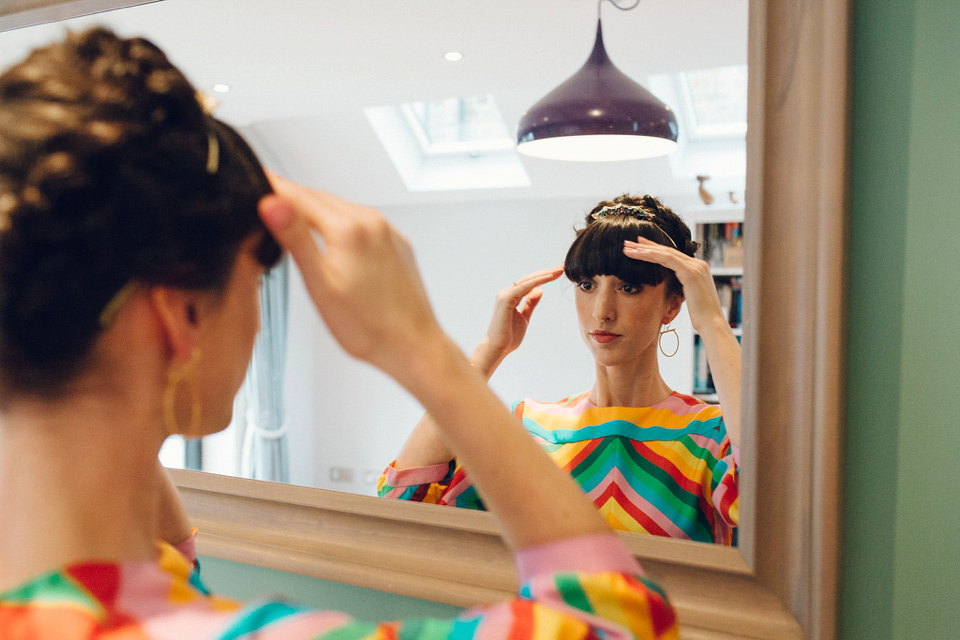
[
  {"x1": 0, "y1": 27, "x2": 281, "y2": 396},
  {"x1": 564, "y1": 194, "x2": 698, "y2": 299}
]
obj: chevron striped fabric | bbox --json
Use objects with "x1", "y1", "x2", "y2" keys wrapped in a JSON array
[
  {"x1": 0, "y1": 535, "x2": 678, "y2": 640},
  {"x1": 379, "y1": 392, "x2": 738, "y2": 545}
]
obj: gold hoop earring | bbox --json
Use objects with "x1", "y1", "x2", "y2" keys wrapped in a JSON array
[
  {"x1": 163, "y1": 347, "x2": 202, "y2": 437},
  {"x1": 659, "y1": 327, "x2": 679, "y2": 358}
]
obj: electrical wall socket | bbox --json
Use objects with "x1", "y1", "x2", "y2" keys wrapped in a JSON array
[{"x1": 329, "y1": 467, "x2": 354, "y2": 483}]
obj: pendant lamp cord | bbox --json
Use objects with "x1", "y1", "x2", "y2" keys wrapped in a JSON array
[{"x1": 599, "y1": 0, "x2": 641, "y2": 19}]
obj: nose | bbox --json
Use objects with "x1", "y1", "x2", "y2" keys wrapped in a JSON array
[{"x1": 593, "y1": 286, "x2": 617, "y2": 323}]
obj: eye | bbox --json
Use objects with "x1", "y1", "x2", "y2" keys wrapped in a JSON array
[
  {"x1": 620, "y1": 283, "x2": 642, "y2": 294},
  {"x1": 576, "y1": 280, "x2": 594, "y2": 292}
]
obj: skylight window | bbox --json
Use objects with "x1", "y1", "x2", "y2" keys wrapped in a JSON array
[
  {"x1": 402, "y1": 95, "x2": 515, "y2": 155},
  {"x1": 681, "y1": 65, "x2": 748, "y2": 137},
  {"x1": 646, "y1": 65, "x2": 748, "y2": 184},
  {"x1": 648, "y1": 64, "x2": 748, "y2": 141},
  {"x1": 365, "y1": 94, "x2": 529, "y2": 193}
]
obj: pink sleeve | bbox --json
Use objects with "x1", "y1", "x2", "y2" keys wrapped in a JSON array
[
  {"x1": 381, "y1": 459, "x2": 451, "y2": 487},
  {"x1": 515, "y1": 534, "x2": 643, "y2": 583}
]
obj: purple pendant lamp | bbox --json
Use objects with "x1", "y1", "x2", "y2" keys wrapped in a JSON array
[{"x1": 516, "y1": 1, "x2": 678, "y2": 162}]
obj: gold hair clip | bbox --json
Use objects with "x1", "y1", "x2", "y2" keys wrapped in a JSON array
[
  {"x1": 195, "y1": 91, "x2": 220, "y2": 174},
  {"x1": 99, "y1": 281, "x2": 137, "y2": 328},
  {"x1": 205, "y1": 129, "x2": 219, "y2": 174},
  {"x1": 0, "y1": 193, "x2": 15, "y2": 232},
  {"x1": 195, "y1": 91, "x2": 219, "y2": 115}
]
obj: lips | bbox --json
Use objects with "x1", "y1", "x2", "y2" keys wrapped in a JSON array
[{"x1": 590, "y1": 331, "x2": 621, "y2": 344}]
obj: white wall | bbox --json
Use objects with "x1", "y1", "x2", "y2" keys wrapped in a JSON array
[{"x1": 282, "y1": 196, "x2": 695, "y2": 493}]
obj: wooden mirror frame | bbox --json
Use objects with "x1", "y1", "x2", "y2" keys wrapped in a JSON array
[
  {"x1": 172, "y1": 1, "x2": 850, "y2": 637},
  {"x1": 0, "y1": 0, "x2": 843, "y2": 636}
]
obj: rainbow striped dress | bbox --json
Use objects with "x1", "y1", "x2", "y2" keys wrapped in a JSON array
[
  {"x1": 380, "y1": 392, "x2": 738, "y2": 545},
  {"x1": 0, "y1": 534, "x2": 678, "y2": 640}
]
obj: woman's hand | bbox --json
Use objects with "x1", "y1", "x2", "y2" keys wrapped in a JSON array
[
  {"x1": 472, "y1": 266, "x2": 564, "y2": 377},
  {"x1": 258, "y1": 174, "x2": 443, "y2": 381},
  {"x1": 623, "y1": 237, "x2": 725, "y2": 334}
]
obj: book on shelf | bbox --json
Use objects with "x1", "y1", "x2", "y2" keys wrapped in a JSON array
[
  {"x1": 692, "y1": 333, "x2": 743, "y2": 397},
  {"x1": 701, "y1": 222, "x2": 744, "y2": 271},
  {"x1": 713, "y1": 276, "x2": 742, "y2": 328},
  {"x1": 728, "y1": 276, "x2": 742, "y2": 328},
  {"x1": 693, "y1": 335, "x2": 712, "y2": 394}
]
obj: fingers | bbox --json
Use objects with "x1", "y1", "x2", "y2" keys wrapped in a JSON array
[
  {"x1": 622, "y1": 236, "x2": 687, "y2": 269},
  {"x1": 265, "y1": 171, "x2": 381, "y2": 241},
  {"x1": 625, "y1": 237, "x2": 726, "y2": 330},
  {"x1": 264, "y1": 172, "x2": 330, "y2": 236},
  {"x1": 258, "y1": 194, "x2": 318, "y2": 267},
  {"x1": 518, "y1": 288, "x2": 544, "y2": 321},
  {"x1": 512, "y1": 265, "x2": 564, "y2": 288},
  {"x1": 624, "y1": 236, "x2": 717, "y2": 296},
  {"x1": 258, "y1": 193, "x2": 330, "y2": 304},
  {"x1": 503, "y1": 266, "x2": 564, "y2": 303},
  {"x1": 623, "y1": 237, "x2": 714, "y2": 281}
]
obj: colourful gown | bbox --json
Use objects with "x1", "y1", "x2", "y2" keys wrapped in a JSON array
[
  {"x1": 0, "y1": 533, "x2": 678, "y2": 640},
  {"x1": 380, "y1": 391, "x2": 738, "y2": 545}
]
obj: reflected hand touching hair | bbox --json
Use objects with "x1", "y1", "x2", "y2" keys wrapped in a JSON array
[
  {"x1": 624, "y1": 236, "x2": 742, "y2": 448},
  {"x1": 472, "y1": 266, "x2": 565, "y2": 378},
  {"x1": 393, "y1": 265, "x2": 564, "y2": 470},
  {"x1": 623, "y1": 237, "x2": 722, "y2": 333}
]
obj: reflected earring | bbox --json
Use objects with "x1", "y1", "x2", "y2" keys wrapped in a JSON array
[
  {"x1": 163, "y1": 347, "x2": 203, "y2": 437},
  {"x1": 659, "y1": 326, "x2": 679, "y2": 358}
]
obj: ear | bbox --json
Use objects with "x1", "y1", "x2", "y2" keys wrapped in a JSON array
[
  {"x1": 662, "y1": 292, "x2": 684, "y2": 325},
  {"x1": 148, "y1": 286, "x2": 203, "y2": 361}
]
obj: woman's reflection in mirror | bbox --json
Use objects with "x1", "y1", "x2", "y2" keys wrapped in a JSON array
[
  {"x1": 0, "y1": 28, "x2": 679, "y2": 639},
  {"x1": 382, "y1": 194, "x2": 742, "y2": 545}
]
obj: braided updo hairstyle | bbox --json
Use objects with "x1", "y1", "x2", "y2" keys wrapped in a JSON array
[
  {"x1": 564, "y1": 194, "x2": 698, "y2": 299},
  {"x1": 0, "y1": 27, "x2": 281, "y2": 397}
]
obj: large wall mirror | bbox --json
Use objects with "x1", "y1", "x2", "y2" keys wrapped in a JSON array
[{"x1": 0, "y1": 1, "x2": 848, "y2": 638}]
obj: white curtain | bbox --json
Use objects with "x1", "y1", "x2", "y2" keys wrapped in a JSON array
[{"x1": 239, "y1": 257, "x2": 289, "y2": 482}]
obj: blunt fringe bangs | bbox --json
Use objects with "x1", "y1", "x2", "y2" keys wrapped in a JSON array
[{"x1": 564, "y1": 217, "x2": 672, "y2": 289}]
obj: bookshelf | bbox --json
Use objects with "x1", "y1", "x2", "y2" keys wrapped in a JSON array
[{"x1": 681, "y1": 207, "x2": 744, "y2": 403}]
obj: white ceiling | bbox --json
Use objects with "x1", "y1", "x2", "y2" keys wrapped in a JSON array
[{"x1": 0, "y1": 0, "x2": 749, "y2": 209}]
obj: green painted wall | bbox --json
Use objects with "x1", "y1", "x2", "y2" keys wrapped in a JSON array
[
  {"x1": 198, "y1": 556, "x2": 462, "y2": 622},
  {"x1": 844, "y1": 1, "x2": 960, "y2": 638}
]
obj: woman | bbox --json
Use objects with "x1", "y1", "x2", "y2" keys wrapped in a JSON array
[
  {"x1": 0, "y1": 29, "x2": 678, "y2": 639},
  {"x1": 380, "y1": 195, "x2": 741, "y2": 545}
]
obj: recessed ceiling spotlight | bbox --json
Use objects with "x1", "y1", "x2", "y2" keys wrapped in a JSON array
[
  {"x1": 444, "y1": 52, "x2": 463, "y2": 62},
  {"x1": 213, "y1": 83, "x2": 231, "y2": 93}
]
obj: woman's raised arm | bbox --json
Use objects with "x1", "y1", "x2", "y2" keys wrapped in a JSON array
[{"x1": 258, "y1": 178, "x2": 609, "y2": 550}]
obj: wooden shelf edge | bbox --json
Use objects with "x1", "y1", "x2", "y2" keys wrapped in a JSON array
[{"x1": 680, "y1": 207, "x2": 747, "y2": 225}]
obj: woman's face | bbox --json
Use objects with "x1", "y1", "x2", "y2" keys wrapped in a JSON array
[
  {"x1": 574, "y1": 274, "x2": 679, "y2": 370},
  {"x1": 194, "y1": 236, "x2": 265, "y2": 436}
]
